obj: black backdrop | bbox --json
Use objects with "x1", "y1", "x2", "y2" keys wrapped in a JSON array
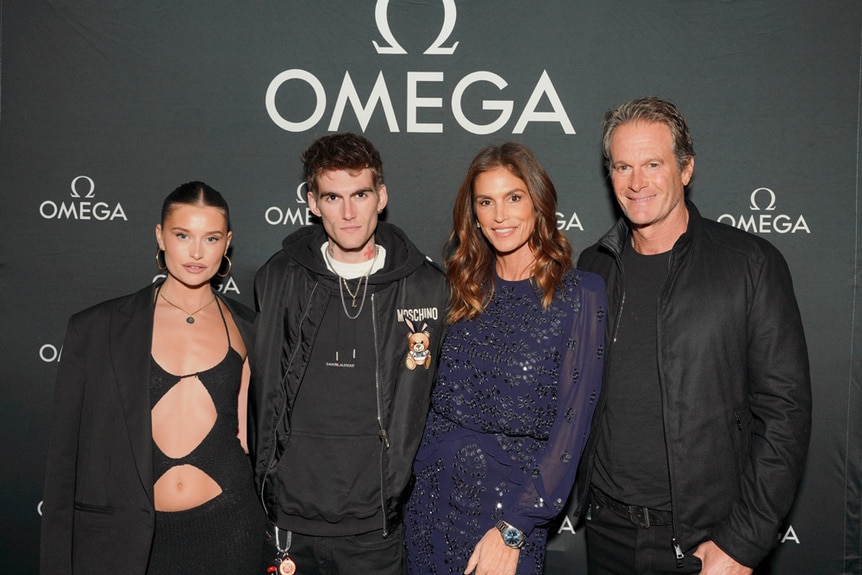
[{"x1": 2, "y1": 2, "x2": 861, "y2": 573}]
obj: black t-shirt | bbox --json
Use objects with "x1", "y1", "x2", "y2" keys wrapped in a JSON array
[{"x1": 592, "y1": 242, "x2": 673, "y2": 510}]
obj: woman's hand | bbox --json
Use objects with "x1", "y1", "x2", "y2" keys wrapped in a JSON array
[{"x1": 464, "y1": 528, "x2": 520, "y2": 575}]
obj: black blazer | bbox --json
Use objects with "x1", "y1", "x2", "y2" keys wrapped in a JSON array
[{"x1": 39, "y1": 281, "x2": 255, "y2": 575}]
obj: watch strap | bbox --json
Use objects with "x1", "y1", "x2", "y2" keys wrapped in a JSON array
[{"x1": 495, "y1": 520, "x2": 525, "y2": 548}]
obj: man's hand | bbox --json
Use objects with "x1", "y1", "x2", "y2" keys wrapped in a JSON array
[
  {"x1": 464, "y1": 528, "x2": 520, "y2": 575},
  {"x1": 693, "y1": 540, "x2": 753, "y2": 575}
]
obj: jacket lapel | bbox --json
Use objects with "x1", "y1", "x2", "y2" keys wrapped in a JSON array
[{"x1": 110, "y1": 283, "x2": 158, "y2": 505}]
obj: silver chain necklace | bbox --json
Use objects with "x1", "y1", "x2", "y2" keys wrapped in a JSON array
[
  {"x1": 341, "y1": 276, "x2": 363, "y2": 306},
  {"x1": 324, "y1": 245, "x2": 379, "y2": 320}
]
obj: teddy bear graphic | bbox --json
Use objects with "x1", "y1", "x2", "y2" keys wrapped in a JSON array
[{"x1": 404, "y1": 320, "x2": 432, "y2": 370}]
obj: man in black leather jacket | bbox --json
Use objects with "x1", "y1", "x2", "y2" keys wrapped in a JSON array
[
  {"x1": 576, "y1": 97, "x2": 811, "y2": 575},
  {"x1": 250, "y1": 133, "x2": 448, "y2": 575}
]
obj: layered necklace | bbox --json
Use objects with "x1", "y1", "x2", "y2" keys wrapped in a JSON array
[
  {"x1": 323, "y1": 245, "x2": 380, "y2": 320},
  {"x1": 158, "y1": 290, "x2": 216, "y2": 324}
]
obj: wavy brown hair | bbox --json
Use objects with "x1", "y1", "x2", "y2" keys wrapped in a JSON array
[
  {"x1": 444, "y1": 142, "x2": 573, "y2": 324},
  {"x1": 301, "y1": 132, "x2": 384, "y2": 195},
  {"x1": 602, "y1": 96, "x2": 696, "y2": 172}
]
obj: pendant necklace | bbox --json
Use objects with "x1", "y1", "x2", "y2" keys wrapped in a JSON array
[
  {"x1": 158, "y1": 291, "x2": 215, "y2": 324},
  {"x1": 324, "y1": 245, "x2": 379, "y2": 320},
  {"x1": 342, "y1": 277, "x2": 362, "y2": 308}
]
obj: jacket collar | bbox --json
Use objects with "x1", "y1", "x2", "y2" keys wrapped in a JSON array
[
  {"x1": 599, "y1": 199, "x2": 702, "y2": 258},
  {"x1": 280, "y1": 221, "x2": 430, "y2": 285}
]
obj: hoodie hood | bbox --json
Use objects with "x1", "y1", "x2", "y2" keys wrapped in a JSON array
[{"x1": 280, "y1": 221, "x2": 433, "y2": 285}]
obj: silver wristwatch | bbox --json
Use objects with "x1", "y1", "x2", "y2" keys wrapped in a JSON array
[{"x1": 495, "y1": 520, "x2": 525, "y2": 549}]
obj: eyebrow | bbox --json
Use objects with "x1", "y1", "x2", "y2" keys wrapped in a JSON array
[
  {"x1": 613, "y1": 157, "x2": 663, "y2": 166},
  {"x1": 475, "y1": 188, "x2": 526, "y2": 199},
  {"x1": 322, "y1": 187, "x2": 374, "y2": 195},
  {"x1": 170, "y1": 226, "x2": 225, "y2": 235}
]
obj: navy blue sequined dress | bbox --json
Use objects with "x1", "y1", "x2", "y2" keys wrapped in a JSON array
[{"x1": 405, "y1": 271, "x2": 606, "y2": 575}]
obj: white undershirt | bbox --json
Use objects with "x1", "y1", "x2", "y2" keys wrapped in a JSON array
[{"x1": 320, "y1": 242, "x2": 387, "y2": 279}]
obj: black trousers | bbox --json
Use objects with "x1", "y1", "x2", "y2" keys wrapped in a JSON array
[
  {"x1": 585, "y1": 489, "x2": 702, "y2": 575},
  {"x1": 264, "y1": 523, "x2": 405, "y2": 575}
]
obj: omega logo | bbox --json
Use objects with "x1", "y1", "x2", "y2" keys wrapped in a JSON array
[
  {"x1": 749, "y1": 187, "x2": 778, "y2": 211},
  {"x1": 295, "y1": 182, "x2": 308, "y2": 204},
  {"x1": 556, "y1": 514, "x2": 577, "y2": 535},
  {"x1": 151, "y1": 274, "x2": 242, "y2": 295},
  {"x1": 556, "y1": 211, "x2": 584, "y2": 232},
  {"x1": 265, "y1": 182, "x2": 314, "y2": 226},
  {"x1": 373, "y1": 0, "x2": 459, "y2": 55},
  {"x1": 780, "y1": 524, "x2": 800, "y2": 544},
  {"x1": 265, "y1": 69, "x2": 574, "y2": 135},
  {"x1": 265, "y1": 1, "x2": 575, "y2": 135},
  {"x1": 39, "y1": 344, "x2": 63, "y2": 363},
  {"x1": 39, "y1": 176, "x2": 128, "y2": 221},
  {"x1": 717, "y1": 187, "x2": 810, "y2": 234}
]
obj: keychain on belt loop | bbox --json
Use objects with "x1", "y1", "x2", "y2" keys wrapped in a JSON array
[{"x1": 268, "y1": 526, "x2": 296, "y2": 575}]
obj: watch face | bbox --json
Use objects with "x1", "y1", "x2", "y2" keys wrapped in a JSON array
[{"x1": 502, "y1": 526, "x2": 523, "y2": 547}]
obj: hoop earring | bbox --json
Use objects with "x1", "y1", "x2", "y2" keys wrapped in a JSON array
[
  {"x1": 155, "y1": 249, "x2": 166, "y2": 270},
  {"x1": 217, "y1": 255, "x2": 232, "y2": 278}
]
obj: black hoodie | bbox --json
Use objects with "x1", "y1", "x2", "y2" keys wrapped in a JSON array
[{"x1": 250, "y1": 221, "x2": 448, "y2": 536}]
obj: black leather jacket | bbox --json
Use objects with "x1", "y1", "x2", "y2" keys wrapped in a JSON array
[
  {"x1": 249, "y1": 222, "x2": 448, "y2": 535},
  {"x1": 575, "y1": 201, "x2": 811, "y2": 567}
]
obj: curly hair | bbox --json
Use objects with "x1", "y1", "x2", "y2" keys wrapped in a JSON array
[
  {"x1": 301, "y1": 133, "x2": 384, "y2": 195},
  {"x1": 444, "y1": 142, "x2": 573, "y2": 324}
]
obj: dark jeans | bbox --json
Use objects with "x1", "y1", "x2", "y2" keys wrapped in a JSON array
[
  {"x1": 264, "y1": 523, "x2": 405, "y2": 575},
  {"x1": 585, "y1": 489, "x2": 702, "y2": 575}
]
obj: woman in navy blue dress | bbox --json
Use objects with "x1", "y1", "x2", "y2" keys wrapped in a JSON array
[{"x1": 405, "y1": 143, "x2": 606, "y2": 575}]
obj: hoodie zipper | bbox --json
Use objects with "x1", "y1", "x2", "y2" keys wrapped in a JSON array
[{"x1": 370, "y1": 293, "x2": 391, "y2": 537}]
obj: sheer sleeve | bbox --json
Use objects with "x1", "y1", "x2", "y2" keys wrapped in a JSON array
[{"x1": 504, "y1": 271, "x2": 606, "y2": 534}]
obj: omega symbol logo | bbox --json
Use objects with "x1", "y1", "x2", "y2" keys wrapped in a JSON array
[
  {"x1": 373, "y1": 0, "x2": 459, "y2": 55},
  {"x1": 265, "y1": 0, "x2": 574, "y2": 134},
  {"x1": 70, "y1": 175, "x2": 96, "y2": 198},
  {"x1": 295, "y1": 182, "x2": 308, "y2": 204},
  {"x1": 717, "y1": 187, "x2": 810, "y2": 234},
  {"x1": 39, "y1": 175, "x2": 128, "y2": 221},
  {"x1": 749, "y1": 187, "x2": 777, "y2": 211},
  {"x1": 264, "y1": 181, "x2": 314, "y2": 227}
]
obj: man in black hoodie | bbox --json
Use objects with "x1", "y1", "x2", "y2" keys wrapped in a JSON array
[{"x1": 251, "y1": 133, "x2": 448, "y2": 575}]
